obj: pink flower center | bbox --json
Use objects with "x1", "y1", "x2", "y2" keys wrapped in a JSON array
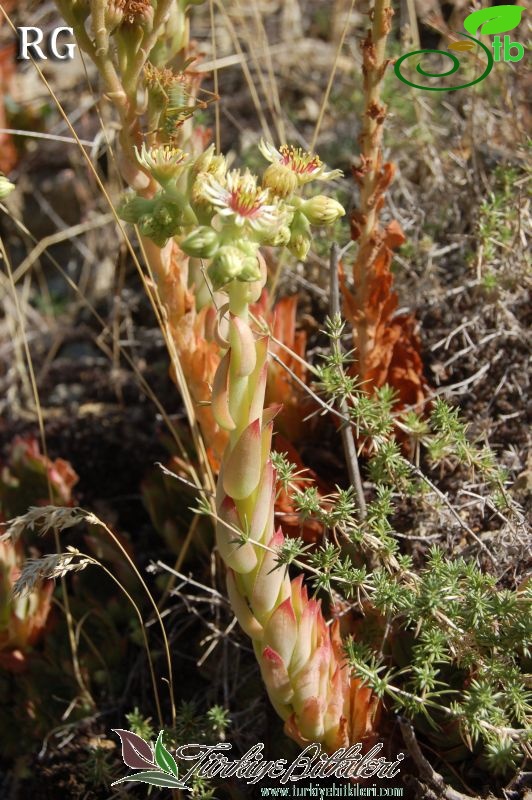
[
  {"x1": 229, "y1": 189, "x2": 262, "y2": 218},
  {"x1": 279, "y1": 145, "x2": 321, "y2": 175}
]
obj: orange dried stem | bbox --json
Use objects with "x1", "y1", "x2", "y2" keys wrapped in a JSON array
[
  {"x1": 351, "y1": 0, "x2": 393, "y2": 369},
  {"x1": 346, "y1": 0, "x2": 426, "y2": 410}
]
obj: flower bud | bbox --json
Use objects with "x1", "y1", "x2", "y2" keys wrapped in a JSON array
[
  {"x1": 155, "y1": 201, "x2": 180, "y2": 228},
  {"x1": 193, "y1": 145, "x2": 227, "y2": 180},
  {"x1": 135, "y1": 143, "x2": 188, "y2": 186},
  {"x1": 235, "y1": 240, "x2": 259, "y2": 258},
  {"x1": 138, "y1": 203, "x2": 180, "y2": 246},
  {"x1": 207, "y1": 154, "x2": 227, "y2": 183},
  {"x1": 138, "y1": 214, "x2": 159, "y2": 239},
  {"x1": 288, "y1": 233, "x2": 311, "y2": 261},
  {"x1": 208, "y1": 246, "x2": 245, "y2": 289},
  {"x1": 301, "y1": 196, "x2": 345, "y2": 226},
  {"x1": 117, "y1": 194, "x2": 155, "y2": 223},
  {"x1": 239, "y1": 255, "x2": 262, "y2": 283},
  {"x1": 191, "y1": 172, "x2": 215, "y2": 209},
  {"x1": 105, "y1": 0, "x2": 124, "y2": 28},
  {"x1": 192, "y1": 144, "x2": 215, "y2": 175},
  {"x1": 262, "y1": 224, "x2": 291, "y2": 247},
  {"x1": 180, "y1": 226, "x2": 220, "y2": 259},
  {"x1": 263, "y1": 163, "x2": 299, "y2": 198},
  {"x1": 0, "y1": 175, "x2": 15, "y2": 199},
  {"x1": 290, "y1": 208, "x2": 311, "y2": 236}
]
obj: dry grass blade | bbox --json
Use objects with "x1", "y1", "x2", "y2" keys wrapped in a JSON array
[
  {"x1": 310, "y1": 0, "x2": 356, "y2": 152},
  {"x1": 214, "y1": 0, "x2": 273, "y2": 141}
]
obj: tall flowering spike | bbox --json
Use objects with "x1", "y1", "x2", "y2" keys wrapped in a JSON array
[
  {"x1": 194, "y1": 140, "x2": 379, "y2": 749},
  {"x1": 50, "y1": 0, "x2": 371, "y2": 747},
  {"x1": 119, "y1": 135, "x2": 373, "y2": 749},
  {"x1": 213, "y1": 259, "x2": 380, "y2": 750}
]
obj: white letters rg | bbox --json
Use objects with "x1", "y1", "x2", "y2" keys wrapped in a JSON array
[{"x1": 18, "y1": 27, "x2": 77, "y2": 60}]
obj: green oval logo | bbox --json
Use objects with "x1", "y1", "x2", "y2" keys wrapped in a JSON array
[{"x1": 394, "y1": 32, "x2": 494, "y2": 91}]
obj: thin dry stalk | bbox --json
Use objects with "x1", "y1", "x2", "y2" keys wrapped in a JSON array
[{"x1": 342, "y1": 0, "x2": 426, "y2": 410}]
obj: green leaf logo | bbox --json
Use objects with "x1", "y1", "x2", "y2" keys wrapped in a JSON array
[
  {"x1": 154, "y1": 730, "x2": 180, "y2": 777},
  {"x1": 111, "y1": 728, "x2": 188, "y2": 790},
  {"x1": 464, "y1": 5, "x2": 525, "y2": 36}
]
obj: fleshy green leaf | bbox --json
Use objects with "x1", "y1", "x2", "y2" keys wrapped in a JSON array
[{"x1": 154, "y1": 731, "x2": 179, "y2": 776}]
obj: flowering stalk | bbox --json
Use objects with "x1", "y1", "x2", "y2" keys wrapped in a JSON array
[
  {"x1": 221, "y1": 278, "x2": 378, "y2": 747},
  {"x1": 45, "y1": 2, "x2": 379, "y2": 750},
  {"x1": 213, "y1": 272, "x2": 379, "y2": 749},
  {"x1": 119, "y1": 129, "x2": 377, "y2": 747}
]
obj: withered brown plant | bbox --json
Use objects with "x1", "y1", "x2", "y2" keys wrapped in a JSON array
[{"x1": 342, "y1": 0, "x2": 427, "y2": 410}]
